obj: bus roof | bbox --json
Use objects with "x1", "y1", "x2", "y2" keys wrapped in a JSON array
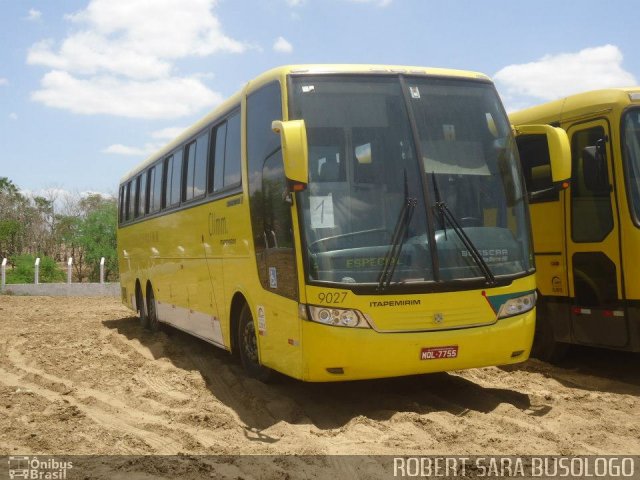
[
  {"x1": 509, "y1": 87, "x2": 640, "y2": 127},
  {"x1": 119, "y1": 64, "x2": 492, "y2": 184}
]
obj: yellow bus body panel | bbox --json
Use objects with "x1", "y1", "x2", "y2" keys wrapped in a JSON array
[{"x1": 119, "y1": 64, "x2": 539, "y2": 380}]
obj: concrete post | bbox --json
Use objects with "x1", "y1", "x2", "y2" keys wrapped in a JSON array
[
  {"x1": 67, "y1": 257, "x2": 73, "y2": 284},
  {"x1": 100, "y1": 257, "x2": 105, "y2": 284},
  {"x1": 34, "y1": 257, "x2": 40, "y2": 285},
  {"x1": 1, "y1": 258, "x2": 6, "y2": 291}
]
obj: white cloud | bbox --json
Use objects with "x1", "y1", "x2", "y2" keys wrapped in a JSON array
[
  {"x1": 0, "y1": 78, "x2": 8, "y2": 86},
  {"x1": 346, "y1": 0, "x2": 392, "y2": 6},
  {"x1": 273, "y1": 36, "x2": 293, "y2": 54},
  {"x1": 495, "y1": 45, "x2": 637, "y2": 111},
  {"x1": 102, "y1": 143, "x2": 159, "y2": 156},
  {"x1": 285, "y1": 0, "x2": 305, "y2": 5},
  {"x1": 9, "y1": 113, "x2": 18, "y2": 120},
  {"x1": 29, "y1": 0, "x2": 246, "y2": 79},
  {"x1": 151, "y1": 126, "x2": 187, "y2": 140},
  {"x1": 27, "y1": 0, "x2": 245, "y2": 119},
  {"x1": 31, "y1": 70, "x2": 223, "y2": 119},
  {"x1": 27, "y1": 9, "x2": 42, "y2": 21}
]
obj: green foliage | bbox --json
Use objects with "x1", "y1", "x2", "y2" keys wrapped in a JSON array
[
  {"x1": 78, "y1": 200, "x2": 118, "y2": 281},
  {"x1": 0, "y1": 177, "x2": 119, "y2": 282},
  {"x1": 6, "y1": 254, "x2": 65, "y2": 284}
]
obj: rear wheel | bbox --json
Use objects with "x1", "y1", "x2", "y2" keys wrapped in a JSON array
[
  {"x1": 136, "y1": 284, "x2": 149, "y2": 329},
  {"x1": 238, "y1": 304, "x2": 273, "y2": 382},
  {"x1": 146, "y1": 286, "x2": 160, "y2": 332}
]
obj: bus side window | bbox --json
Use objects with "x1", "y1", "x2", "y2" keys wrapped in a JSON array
[
  {"x1": 149, "y1": 163, "x2": 162, "y2": 213},
  {"x1": 129, "y1": 178, "x2": 137, "y2": 220},
  {"x1": 184, "y1": 141, "x2": 196, "y2": 202},
  {"x1": 119, "y1": 185, "x2": 125, "y2": 224},
  {"x1": 136, "y1": 174, "x2": 145, "y2": 218},
  {"x1": 210, "y1": 121, "x2": 227, "y2": 192},
  {"x1": 145, "y1": 168, "x2": 153, "y2": 215},
  {"x1": 162, "y1": 155, "x2": 173, "y2": 209},
  {"x1": 224, "y1": 113, "x2": 241, "y2": 188},
  {"x1": 171, "y1": 150, "x2": 183, "y2": 206},
  {"x1": 182, "y1": 131, "x2": 210, "y2": 202}
]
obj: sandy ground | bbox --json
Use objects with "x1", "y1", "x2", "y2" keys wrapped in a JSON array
[{"x1": 1, "y1": 296, "x2": 639, "y2": 477}]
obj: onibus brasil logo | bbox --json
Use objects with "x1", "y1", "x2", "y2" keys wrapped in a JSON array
[{"x1": 8, "y1": 456, "x2": 73, "y2": 479}]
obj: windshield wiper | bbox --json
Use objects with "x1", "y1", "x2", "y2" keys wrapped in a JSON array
[
  {"x1": 377, "y1": 170, "x2": 417, "y2": 291},
  {"x1": 431, "y1": 174, "x2": 496, "y2": 286}
]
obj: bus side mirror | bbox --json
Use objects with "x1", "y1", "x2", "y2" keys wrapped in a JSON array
[
  {"x1": 272, "y1": 119, "x2": 309, "y2": 188},
  {"x1": 515, "y1": 124, "x2": 571, "y2": 185}
]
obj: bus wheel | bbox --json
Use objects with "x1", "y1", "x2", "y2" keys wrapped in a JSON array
[
  {"x1": 532, "y1": 300, "x2": 568, "y2": 363},
  {"x1": 238, "y1": 304, "x2": 273, "y2": 382},
  {"x1": 147, "y1": 286, "x2": 160, "y2": 332},
  {"x1": 136, "y1": 284, "x2": 149, "y2": 329}
]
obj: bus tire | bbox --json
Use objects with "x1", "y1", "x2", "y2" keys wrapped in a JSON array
[
  {"x1": 238, "y1": 303, "x2": 273, "y2": 382},
  {"x1": 146, "y1": 285, "x2": 160, "y2": 332},
  {"x1": 532, "y1": 300, "x2": 568, "y2": 363},
  {"x1": 136, "y1": 283, "x2": 149, "y2": 329}
]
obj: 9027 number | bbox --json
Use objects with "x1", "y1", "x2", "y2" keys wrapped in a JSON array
[{"x1": 317, "y1": 292, "x2": 347, "y2": 304}]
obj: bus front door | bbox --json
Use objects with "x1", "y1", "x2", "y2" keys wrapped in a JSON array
[{"x1": 565, "y1": 119, "x2": 628, "y2": 348}]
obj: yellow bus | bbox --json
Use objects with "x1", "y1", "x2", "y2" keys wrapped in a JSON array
[
  {"x1": 511, "y1": 88, "x2": 640, "y2": 360},
  {"x1": 117, "y1": 64, "x2": 569, "y2": 381}
]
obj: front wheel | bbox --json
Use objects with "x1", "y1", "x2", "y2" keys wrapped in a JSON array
[{"x1": 238, "y1": 304, "x2": 273, "y2": 382}]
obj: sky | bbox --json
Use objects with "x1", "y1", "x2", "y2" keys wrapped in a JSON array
[{"x1": 0, "y1": 0, "x2": 638, "y2": 198}]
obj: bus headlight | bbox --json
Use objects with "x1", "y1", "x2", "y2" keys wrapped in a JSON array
[
  {"x1": 497, "y1": 292, "x2": 536, "y2": 319},
  {"x1": 305, "y1": 305, "x2": 370, "y2": 328}
]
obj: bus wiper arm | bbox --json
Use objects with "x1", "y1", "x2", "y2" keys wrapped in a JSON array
[
  {"x1": 434, "y1": 200, "x2": 496, "y2": 286},
  {"x1": 377, "y1": 170, "x2": 416, "y2": 291}
]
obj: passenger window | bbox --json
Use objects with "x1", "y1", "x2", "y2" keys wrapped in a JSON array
[
  {"x1": 224, "y1": 113, "x2": 241, "y2": 187},
  {"x1": 119, "y1": 185, "x2": 126, "y2": 223},
  {"x1": 184, "y1": 132, "x2": 209, "y2": 201},
  {"x1": 128, "y1": 178, "x2": 137, "y2": 220},
  {"x1": 149, "y1": 164, "x2": 162, "y2": 213},
  {"x1": 163, "y1": 156, "x2": 173, "y2": 208},
  {"x1": 184, "y1": 141, "x2": 196, "y2": 201},
  {"x1": 571, "y1": 126, "x2": 613, "y2": 242},
  {"x1": 211, "y1": 122, "x2": 227, "y2": 192},
  {"x1": 170, "y1": 150, "x2": 182, "y2": 206},
  {"x1": 136, "y1": 175, "x2": 145, "y2": 218},
  {"x1": 194, "y1": 132, "x2": 209, "y2": 198}
]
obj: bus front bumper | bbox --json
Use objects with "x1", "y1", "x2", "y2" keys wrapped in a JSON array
[{"x1": 300, "y1": 309, "x2": 535, "y2": 382}]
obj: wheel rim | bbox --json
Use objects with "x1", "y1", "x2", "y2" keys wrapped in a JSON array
[{"x1": 242, "y1": 321, "x2": 259, "y2": 364}]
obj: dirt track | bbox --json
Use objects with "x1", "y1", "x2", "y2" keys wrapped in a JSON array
[{"x1": 1, "y1": 296, "x2": 639, "y2": 463}]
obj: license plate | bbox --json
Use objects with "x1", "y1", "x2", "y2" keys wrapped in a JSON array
[{"x1": 420, "y1": 345, "x2": 458, "y2": 360}]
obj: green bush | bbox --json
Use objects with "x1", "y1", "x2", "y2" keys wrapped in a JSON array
[{"x1": 6, "y1": 254, "x2": 65, "y2": 284}]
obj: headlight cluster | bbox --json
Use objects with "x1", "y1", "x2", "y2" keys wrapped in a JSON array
[
  {"x1": 497, "y1": 292, "x2": 536, "y2": 319},
  {"x1": 305, "y1": 305, "x2": 370, "y2": 328}
]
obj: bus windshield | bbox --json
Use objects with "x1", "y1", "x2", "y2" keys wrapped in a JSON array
[
  {"x1": 623, "y1": 108, "x2": 640, "y2": 223},
  {"x1": 290, "y1": 74, "x2": 532, "y2": 288}
]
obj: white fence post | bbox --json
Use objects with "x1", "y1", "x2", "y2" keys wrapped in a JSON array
[
  {"x1": 67, "y1": 257, "x2": 73, "y2": 284},
  {"x1": 100, "y1": 257, "x2": 105, "y2": 284},
  {"x1": 1, "y1": 258, "x2": 6, "y2": 290},
  {"x1": 34, "y1": 257, "x2": 40, "y2": 285}
]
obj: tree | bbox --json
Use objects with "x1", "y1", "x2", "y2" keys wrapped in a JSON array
[{"x1": 78, "y1": 197, "x2": 118, "y2": 281}]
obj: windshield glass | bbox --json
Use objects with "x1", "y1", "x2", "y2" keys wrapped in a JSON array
[
  {"x1": 290, "y1": 74, "x2": 532, "y2": 287},
  {"x1": 623, "y1": 108, "x2": 640, "y2": 224}
]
